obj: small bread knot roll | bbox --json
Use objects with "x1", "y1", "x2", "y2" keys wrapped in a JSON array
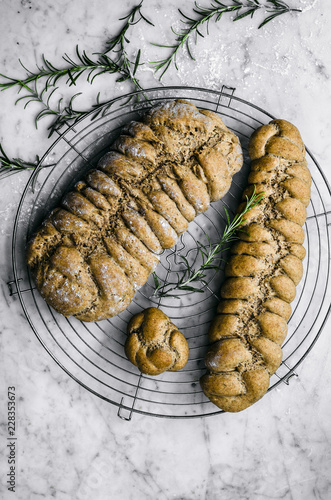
[{"x1": 125, "y1": 308, "x2": 189, "y2": 376}]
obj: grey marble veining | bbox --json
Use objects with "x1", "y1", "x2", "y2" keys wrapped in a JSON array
[{"x1": 0, "y1": 0, "x2": 330, "y2": 499}]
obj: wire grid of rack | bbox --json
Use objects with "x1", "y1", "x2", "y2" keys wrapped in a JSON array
[{"x1": 10, "y1": 86, "x2": 331, "y2": 419}]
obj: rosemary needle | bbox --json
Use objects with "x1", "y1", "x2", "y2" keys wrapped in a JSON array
[
  {"x1": 151, "y1": 0, "x2": 302, "y2": 79},
  {"x1": 152, "y1": 189, "x2": 263, "y2": 298}
]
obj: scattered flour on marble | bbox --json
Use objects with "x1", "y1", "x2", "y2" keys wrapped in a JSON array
[{"x1": 300, "y1": 0, "x2": 319, "y2": 13}]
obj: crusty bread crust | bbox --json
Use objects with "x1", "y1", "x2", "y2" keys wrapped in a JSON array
[
  {"x1": 200, "y1": 119, "x2": 311, "y2": 412},
  {"x1": 125, "y1": 307, "x2": 189, "y2": 375},
  {"x1": 27, "y1": 100, "x2": 243, "y2": 321}
]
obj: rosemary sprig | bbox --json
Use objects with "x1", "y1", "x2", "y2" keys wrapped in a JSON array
[
  {"x1": 0, "y1": 1, "x2": 151, "y2": 93},
  {"x1": 152, "y1": 189, "x2": 263, "y2": 297},
  {"x1": 46, "y1": 92, "x2": 86, "y2": 136},
  {"x1": 0, "y1": 143, "x2": 40, "y2": 170},
  {"x1": 45, "y1": 25, "x2": 152, "y2": 135},
  {"x1": 12, "y1": 79, "x2": 62, "y2": 130},
  {"x1": 104, "y1": 0, "x2": 153, "y2": 96},
  {"x1": 0, "y1": 1, "x2": 152, "y2": 133},
  {"x1": 46, "y1": 92, "x2": 110, "y2": 137},
  {"x1": 105, "y1": 0, "x2": 154, "y2": 53},
  {"x1": 7, "y1": 77, "x2": 86, "y2": 137},
  {"x1": 0, "y1": 47, "x2": 126, "y2": 94},
  {"x1": 151, "y1": 0, "x2": 301, "y2": 79},
  {"x1": 0, "y1": 143, "x2": 45, "y2": 179}
]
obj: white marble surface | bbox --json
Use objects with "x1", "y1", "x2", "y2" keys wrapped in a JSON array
[{"x1": 0, "y1": 0, "x2": 331, "y2": 498}]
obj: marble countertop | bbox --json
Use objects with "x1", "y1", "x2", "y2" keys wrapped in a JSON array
[{"x1": 0, "y1": 0, "x2": 330, "y2": 499}]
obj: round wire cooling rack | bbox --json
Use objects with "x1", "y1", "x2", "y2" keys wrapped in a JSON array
[{"x1": 11, "y1": 86, "x2": 331, "y2": 419}]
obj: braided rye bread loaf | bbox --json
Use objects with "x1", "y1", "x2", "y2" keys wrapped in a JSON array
[
  {"x1": 27, "y1": 99, "x2": 243, "y2": 321},
  {"x1": 200, "y1": 119, "x2": 311, "y2": 412}
]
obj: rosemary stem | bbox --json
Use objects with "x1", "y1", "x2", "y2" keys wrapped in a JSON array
[
  {"x1": 152, "y1": 189, "x2": 263, "y2": 297},
  {"x1": 152, "y1": 0, "x2": 302, "y2": 78}
]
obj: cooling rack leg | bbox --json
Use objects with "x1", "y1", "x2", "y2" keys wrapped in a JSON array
[
  {"x1": 282, "y1": 362, "x2": 299, "y2": 385},
  {"x1": 117, "y1": 398, "x2": 134, "y2": 421},
  {"x1": 7, "y1": 279, "x2": 21, "y2": 296},
  {"x1": 7, "y1": 278, "x2": 35, "y2": 296},
  {"x1": 283, "y1": 372, "x2": 299, "y2": 385},
  {"x1": 117, "y1": 374, "x2": 143, "y2": 421},
  {"x1": 216, "y1": 85, "x2": 236, "y2": 111}
]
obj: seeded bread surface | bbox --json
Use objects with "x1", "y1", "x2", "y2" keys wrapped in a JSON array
[
  {"x1": 200, "y1": 119, "x2": 311, "y2": 412},
  {"x1": 27, "y1": 99, "x2": 243, "y2": 321}
]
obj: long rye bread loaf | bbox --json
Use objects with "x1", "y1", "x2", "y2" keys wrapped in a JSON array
[
  {"x1": 200, "y1": 119, "x2": 311, "y2": 412},
  {"x1": 26, "y1": 99, "x2": 243, "y2": 321}
]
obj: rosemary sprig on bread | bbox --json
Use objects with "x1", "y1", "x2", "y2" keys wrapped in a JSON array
[{"x1": 152, "y1": 189, "x2": 263, "y2": 297}]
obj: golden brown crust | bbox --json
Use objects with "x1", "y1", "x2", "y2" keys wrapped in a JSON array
[
  {"x1": 201, "y1": 118, "x2": 310, "y2": 412},
  {"x1": 27, "y1": 99, "x2": 243, "y2": 321},
  {"x1": 125, "y1": 307, "x2": 189, "y2": 375}
]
